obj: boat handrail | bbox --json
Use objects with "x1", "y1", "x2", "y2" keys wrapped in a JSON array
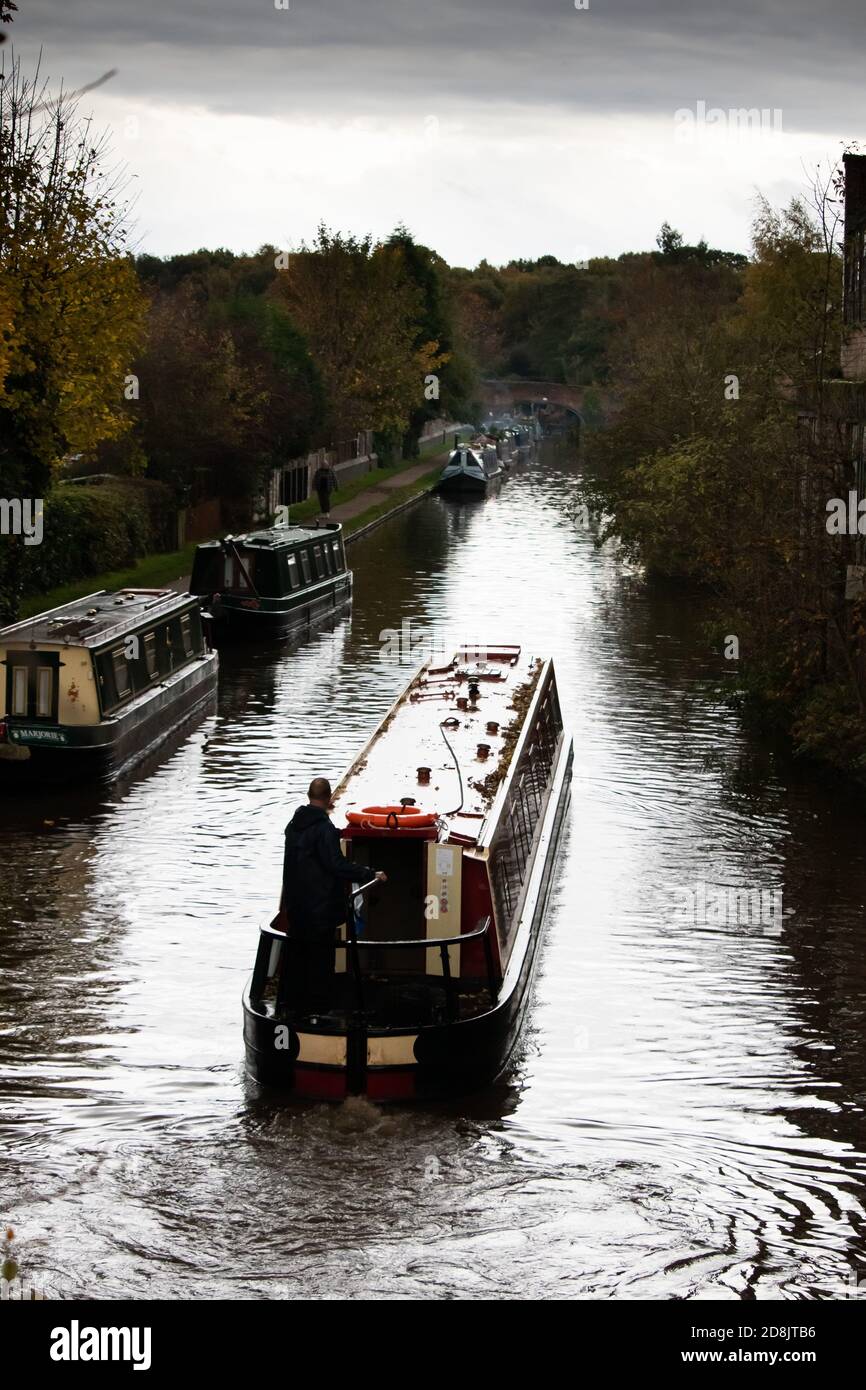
[
  {"x1": 260, "y1": 915, "x2": 499, "y2": 1022},
  {"x1": 258, "y1": 916, "x2": 492, "y2": 950},
  {"x1": 355, "y1": 918, "x2": 491, "y2": 950}
]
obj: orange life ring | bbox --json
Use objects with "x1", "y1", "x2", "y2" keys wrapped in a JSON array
[{"x1": 346, "y1": 804, "x2": 438, "y2": 829}]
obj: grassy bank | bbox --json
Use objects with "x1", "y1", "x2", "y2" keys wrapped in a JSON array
[
  {"x1": 19, "y1": 542, "x2": 202, "y2": 618},
  {"x1": 19, "y1": 431, "x2": 466, "y2": 619}
]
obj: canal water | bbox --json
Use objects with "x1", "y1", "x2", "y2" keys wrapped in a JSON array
[{"x1": 2, "y1": 445, "x2": 866, "y2": 1301}]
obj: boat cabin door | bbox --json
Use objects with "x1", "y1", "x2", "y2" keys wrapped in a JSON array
[
  {"x1": 4, "y1": 650, "x2": 62, "y2": 722},
  {"x1": 341, "y1": 835, "x2": 462, "y2": 978},
  {"x1": 425, "y1": 842, "x2": 462, "y2": 978}
]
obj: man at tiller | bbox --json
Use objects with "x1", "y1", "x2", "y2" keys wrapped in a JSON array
[{"x1": 281, "y1": 777, "x2": 386, "y2": 1015}]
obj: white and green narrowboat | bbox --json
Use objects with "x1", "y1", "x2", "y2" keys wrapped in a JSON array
[{"x1": 0, "y1": 588, "x2": 218, "y2": 782}]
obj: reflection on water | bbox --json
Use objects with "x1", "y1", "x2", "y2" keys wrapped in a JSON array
[{"x1": 2, "y1": 444, "x2": 866, "y2": 1300}]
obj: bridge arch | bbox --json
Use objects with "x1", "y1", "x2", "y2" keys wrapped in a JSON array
[{"x1": 480, "y1": 379, "x2": 613, "y2": 428}]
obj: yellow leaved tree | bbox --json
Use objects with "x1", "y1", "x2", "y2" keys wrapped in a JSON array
[
  {"x1": 0, "y1": 55, "x2": 145, "y2": 499},
  {"x1": 270, "y1": 227, "x2": 445, "y2": 444}
]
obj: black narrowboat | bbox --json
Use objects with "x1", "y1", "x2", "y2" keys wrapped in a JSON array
[
  {"x1": 0, "y1": 588, "x2": 217, "y2": 782},
  {"x1": 188, "y1": 523, "x2": 352, "y2": 640},
  {"x1": 243, "y1": 644, "x2": 572, "y2": 1101},
  {"x1": 435, "y1": 445, "x2": 504, "y2": 496}
]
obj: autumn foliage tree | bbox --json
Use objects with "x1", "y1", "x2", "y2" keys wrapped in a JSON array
[
  {"x1": 0, "y1": 55, "x2": 144, "y2": 618},
  {"x1": 385, "y1": 227, "x2": 476, "y2": 457},
  {"x1": 270, "y1": 227, "x2": 445, "y2": 448},
  {"x1": 0, "y1": 57, "x2": 145, "y2": 498},
  {"x1": 581, "y1": 186, "x2": 862, "y2": 769},
  {"x1": 123, "y1": 247, "x2": 324, "y2": 506}
]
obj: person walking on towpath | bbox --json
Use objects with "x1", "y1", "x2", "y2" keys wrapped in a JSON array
[
  {"x1": 313, "y1": 461, "x2": 338, "y2": 519},
  {"x1": 282, "y1": 777, "x2": 387, "y2": 1016}
]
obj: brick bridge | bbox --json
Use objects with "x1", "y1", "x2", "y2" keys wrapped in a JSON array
[{"x1": 480, "y1": 379, "x2": 615, "y2": 424}]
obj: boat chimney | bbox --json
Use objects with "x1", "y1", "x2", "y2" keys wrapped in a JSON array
[
  {"x1": 476, "y1": 743, "x2": 491, "y2": 760},
  {"x1": 486, "y1": 720, "x2": 499, "y2": 735},
  {"x1": 417, "y1": 767, "x2": 431, "y2": 786}
]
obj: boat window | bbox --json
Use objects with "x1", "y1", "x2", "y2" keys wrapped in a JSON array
[
  {"x1": 321, "y1": 543, "x2": 333, "y2": 575},
  {"x1": 490, "y1": 838, "x2": 520, "y2": 927},
  {"x1": 36, "y1": 667, "x2": 54, "y2": 717},
  {"x1": 168, "y1": 619, "x2": 190, "y2": 667},
  {"x1": 111, "y1": 648, "x2": 131, "y2": 700},
  {"x1": 331, "y1": 540, "x2": 343, "y2": 572},
  {"x1": 299, "y1": 549, "x2": 312, "y2": 584},
  {"x1": 11, "y1": 667, "x2": 28, "y2": 715},
  {"x1": 488, "y1": 679, "x2": 564, "y2": 945},
  {"x1": 144, "y1": 632, "x2": 158, "y2": 679},
  {"x1": 522, "y1": 750, "x2": 542, "y2": 817},
  {"x1": 512, "y1": 781, "x2": 533, "y2": 867},
  {"x1": 180, "y1": 613, "x2": 194, "y2": 658},
  {"x1": 285, "y1": 554, "x2": 300, "y2": 590},
  {"x1": 224, "y1": 551, "x2": 254, "y2": 592},
  {"x1": 312, "y1": 544, "x2": 325, "y2": 579}
]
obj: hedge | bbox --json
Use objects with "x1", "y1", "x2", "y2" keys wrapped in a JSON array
[{"x1": 2, "y1": 479, "x2": 176, "y2": 609}]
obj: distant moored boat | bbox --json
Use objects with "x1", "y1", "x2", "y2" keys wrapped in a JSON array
[{"x1": 434, "y1": 445, "x2": 504, "y2": 495}]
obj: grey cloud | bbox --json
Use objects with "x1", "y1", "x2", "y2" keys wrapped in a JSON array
[{"x1": 10, "y1": 1, "x2": 866, "y2": 132}]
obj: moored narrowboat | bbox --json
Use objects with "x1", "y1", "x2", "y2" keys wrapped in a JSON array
[
  {"x1": 435, "y1": 446, "x2": 504, "y2": 496},
  {"x1": 243, "y1": 644, "x2": 572, "y2": 1101},
  {"x1": 0, "y1": 588, "x2": 218, "y2": 782},
  {"x1": 189, "y1": 522, "x2": 352, "y2": 640}
]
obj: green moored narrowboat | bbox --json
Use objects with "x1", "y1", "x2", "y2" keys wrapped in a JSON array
[{"x1": 188, "y1": 522, "x2": 352, "y2": 641}]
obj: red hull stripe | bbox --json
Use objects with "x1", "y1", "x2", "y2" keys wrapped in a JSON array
[
  {"x1": 366, "y1": 1069, "x2": 416, "y2": 1101},
  {"x1": 294, "y1": 1067, "x2": 347, "y2": 1100}
]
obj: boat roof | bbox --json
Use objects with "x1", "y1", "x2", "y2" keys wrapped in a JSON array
[
  {"x1": 332, "y1": 645, "x2": 543, "y2": 845},
  {"x1": 0, "y1": 588, "x2": 197, "y2": 649},
  {"x1": 195, "y1": 523, "x2": 343, "y2": 553}
]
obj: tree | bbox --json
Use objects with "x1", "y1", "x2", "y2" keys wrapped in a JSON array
[
  {"x1": 0, "y1": 54, "x2": 145, "y2": 619},
  {"x1": 582, "y1": 176, "x2": 866, "y2": 769},
  {"x1": 451, "y1": 265, "x2": 506, "y2": 376},
  {"x1": 386, "y1": 226, "x2": 475, "y2": 455},
  {"x1": 656, "y1": 222, "x2": 684, "y2": 257},
  {"x1": 219, "y1": 292, "x2": 325, "y2": 468},
  {"x1": 270, "y1": 226, "x2": 444, "y2": 444},
  {"x1": 655, "y1": 221, "x2": 748, "y2": 269},
  {"x1": 0, "y1": 56, "x2": 144, "y2": 496},
  {"x1": 132, "y1": 284, "x2": 264, "y2": 504},
  {"x1": 0, "y1": 2, "x2": 17, "y2": 43}
]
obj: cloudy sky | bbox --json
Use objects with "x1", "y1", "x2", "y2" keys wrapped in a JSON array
[{"x1": 7, "y1": 1, "x2": 863, "y2": 265}]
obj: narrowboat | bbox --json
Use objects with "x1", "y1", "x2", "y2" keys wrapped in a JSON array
[
  {"x1": 435, "y1": 445, "x2": 504, "y2": 496},
  {"x1": 0, "y1": 588, "x2": 217, "y2": 782},
  {"x1": 188, "y1": 523, "x2": 352, "y2": 640},
  {"x1": 243, "y1": 644, "x2": 572, "y2": 1101}
]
